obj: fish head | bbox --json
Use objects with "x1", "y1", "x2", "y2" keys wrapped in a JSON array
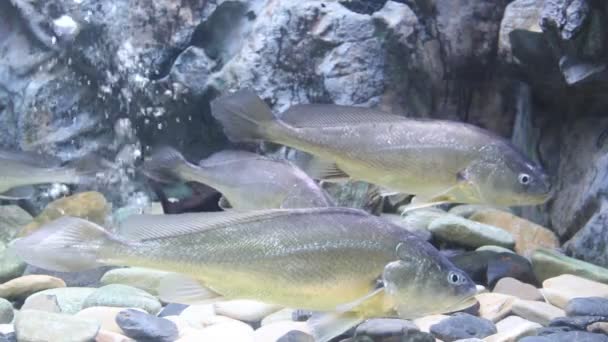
[
  {"x1": 465, "y1": 144, "x2": 553, "y2": 206},
  {"x1": 382, "y1": 238, "x2": 477, "y2": 318}
]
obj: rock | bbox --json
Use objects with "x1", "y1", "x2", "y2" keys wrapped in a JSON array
[
  {"x1": 253, "y1": 321, "x2": 310, "y2": 342},
  {"x1": 291, "y1": 310, "x2": 314, "y2": 322},
  {"x1": 498, "y1": 0, "x2": 545, "y2": 65},
  {"x1": 536, "y1": 326, "x2": 575, "y2": 335},
  {"x1": 380, "y1": 213, "x2": 434, "y2": 241},
  {"x1": 566, "y1": 207, "x2": 608, "y2": 269},
  {"x1": 0, "y1": 206, "x2": 32, "y2": 243},
  {"x1": 450, "y1": 251, "x2": 498, "y2": 285},
  {"x1": 75, "y1": 306, "x2": 126, "y2": 334},
  {"x1": 428, "y1": 215, "x2": 515, "y2": 249},
  {"x1": 100, "y1": 268, "x2": 171, "y2": 296},
  {"x1": 475, "y1": 293, "x2": 516, "y2": 323},
  {"x1": 0, "y1": 242, "x2": 26, "y2": 284},
  {"x1": 23, "y1": 287, "x2": 95, "y2": 314},
  {"x1": 430, "y1": 313, "x2": 497, "y2": 341},
  {"x1": 470, "y1": 210, "x2": 559, "y2": 257},
  {"x1": 567, "y1": 297, "x2": 608, "y2": 317},
  {"x1": 588, "y1": 322, "x2": 608, "y2": 334},
  {"x1": 215, "y1": 300, "x2": 282, "y2": 323},
  {"x1": 15, "y1": 309, "x2": 100, "y2": 342},
  {"x1": 486, "y1": 253, "x2": 538, "y2": 288},
  {"x1": 83, "y1": 284, "x2": 162, "y2": 314},
  {"x1": 355, "y1": 319, "x2": 420, "y2": 339},
  {"x1": 493, "y1": 277, "x2": 543, "y2": 301},
  {"x1": 95, "y1": 329, "x2": 134, "y2": 342},
  {"x1": 0, "y1": 299, "x2": 13, "y2": 324},
  {"x1": 116, "y1": 308, "x2": 178, "y2": 342},
  {"x1": 414, "y1": 315, "x2": 449, "y2": 333},
  {"x1": 21, "y1": 191, "x2": 110, "y2": 236},
  {"x1": 550, "y1": 316, "x2": 608, "y2": 331},
  {"x1": 24, "y1": 265, "x2": 117, "y2": 287},
  {"x1": 0, "y1": 275, "x2": 65, "y2": 300},
  {"x1": 448, "y1": 206, "x2": 512, "y2": 219},
  {"x1": 158, "y1": 303, "x2": 189, "y2": 318},
  {"x1": 0, "y1": 332, "x2": 15, "y2": 342},
  {"x1": 476, "y1": 246, "x2": 515, "y2": 254},
  {"x1": 532, "y1": 249, "x2": 608, "y2": 284},
  {"x1": 178, "y1": 320, "x2": 254, "y2": 342},
  {"x1": 276, "y1": 330, "x2": 315, "y2": 342},
  {"x1": 542, "y1": 275, "x2": 608, "y2": 309},
  {"x1": 178, "y1": 304, "x2": 216, "y2": 329},
  {"x1": 484, "y1": 315, "x2": 541, "y2": 342},
  {"x1": 163, "y1": 316, "x2": 190, "y2": 338},
  {"x1": 261, "y1": 308, "x2": 296, "y2": 326},
  {"x1": 511, "y1": 299, "x2": 565, "y2": 326},
  {"x1": 520, "y1": 331, "x2": 608, "y2": 342}
]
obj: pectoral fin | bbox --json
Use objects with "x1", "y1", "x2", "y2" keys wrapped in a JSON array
[
  {"x1": 158, "y1": 273, "x2": 223, "y2": 305},
  {"x1": 299, "y1": 156, "x2": 350, "y2": 182}
]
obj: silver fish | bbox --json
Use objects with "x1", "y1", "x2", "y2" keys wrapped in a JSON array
[
  {"x1": 210, "y1": 90, "x2": 553, "y2": 207},
  {"x1": 12, "y1": 208, "x2": 476, "y2": 341},
  {"x1": 142, "y1": 147, "x2": 334, "y2": 209}
]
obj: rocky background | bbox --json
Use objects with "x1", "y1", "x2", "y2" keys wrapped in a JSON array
[{"x1": 1, "y1": 0, "x2": 608, "y2": 268}]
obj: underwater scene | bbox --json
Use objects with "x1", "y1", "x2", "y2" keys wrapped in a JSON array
[{"x1": 1, "y1": 0, "x2": 608, "y2": 341}]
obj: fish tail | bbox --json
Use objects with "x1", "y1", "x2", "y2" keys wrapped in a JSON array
[
  {"x1": 210, "y1": 89, "x2": 277, "y2": 142},
  {"x1": 10, "y1": 216, "x2": 119, "y2": 272},
  {"x1": 142, "y1": 146, "x2": 189, "y2": 183}
]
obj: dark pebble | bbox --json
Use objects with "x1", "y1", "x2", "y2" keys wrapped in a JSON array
[
  {"x1": 0, "y1": 333, "x2": 15, "y2": 342},
  {"x1": 550, "y1": 316, "x2": 608, "y2": 330},
  {"x1": 536, "y1": 326, "x2": 576, "y2": 335},
  {"x1": 157, "y1": 303, "x2": 189, "y2": 317},
  {"x1": 354, "y1": 318, "x2": 428, "y2": 342},
  {"x1": 566, "y1": 297, "x2": 608, "y2": 317},
  {"x1": 116, "y1": 308, "x2": 178, "y2": 342},
  {"x1": 24, "y1": 265, "x2": 118, "y2": 287},
  {"x1": 277, "y1": 330, "x2": 315, "y2": 342},
  {"x1": 486, "y1": 253, "x2": 537, "y2": 288},
  {"x1": 520, "y1": 331, "x2": 608, "y2": 342},
  {"x1": 430, "y1": 313, "x2": 497, "y2": 342}
]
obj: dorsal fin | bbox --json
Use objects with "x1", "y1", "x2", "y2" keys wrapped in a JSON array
[
  {"x1": 279, "y1": 104, "x2": 407, "y2": 128},
  {"x1": 198, "y1": 150, "x2": 268, "y2": 167},
  {"x1": 117, "y1": 208, "x2": 369, "y2": 241}
]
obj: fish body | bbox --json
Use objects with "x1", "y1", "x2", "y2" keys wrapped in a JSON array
[
  {"x1": 210, "y1": 91, "x2": 553, "y2": 207},
  {"x1": 13, "y1": 208, "x2": 476, "y2": 318},
  {"x1": 143, "y1": 147, "x2": 334, "y2": 209}
]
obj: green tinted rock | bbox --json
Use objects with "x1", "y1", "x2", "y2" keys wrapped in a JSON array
[
  {"x1": 15, "y1": 309, "x2": 100, "y2": 342},
  {"x1": 532, "y1": 248, "x2": 608, "y2": 284},
  {"x1": 83, "y1": 284, "x2": 161, "y2": 314},
  {"x1": 0, "y1": 206, "x2": 32, "y2": 242},
  {"x1": 100, "y1": 268, "x2": 171, "y2": 295},
  {"x1": 24, "y1": 287, "x2": 96, "y2": 314},
  {"x1": 428, "y1": 215, "x2": 515, "y2": 249},
  {"x1": 0, "y1": 298, "x2": 14, "y2": 323}
]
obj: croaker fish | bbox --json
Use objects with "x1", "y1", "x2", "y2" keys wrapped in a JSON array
[
  {"x1": 210, "y1": 90, "x2": 553, "y2": 208},
  {"x1": 143, "y1": 147, "x2": 334, "y2": 209},
  {"x1": 0, "y1": 149, "x2": 101, "y2": 200},
  {"x1": 12, "y1": 208, "x2": 476, "y2": 341}
]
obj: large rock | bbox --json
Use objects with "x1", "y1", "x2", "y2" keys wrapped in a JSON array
[
  {"x1": 428, "y1": 215, "x2": 515, "y2": 249},
  {"x1": 475, "y1": 293, "x2": 516, "y2": 323},
  {"x1": 542, "y1": 274, "x2": 608, "y2": 309},
  {"x1": 566, "y1": 297, "x2": 608, "y2": 317},
  {"x1": 429, "y1": 313, "x2": 497, "y2": 341},
  {"x1": 116, "y1": 309, "x2": 178, "y2": 342},
  {"x1": 15, "y1": 310, "x2": 100, "y2": 342},
  {"x1": 83, "y1": 284, "x2": 161, "y2": 314},
  {"x1": 485, "y1": 315, "x2": 541, "y2": 342},
  {"x1": 100, "y1": 268, "x2": 171, "y2": 296},
  {"x1": 532, "y1": 249, "x2": 608, "y2": 284},
  {"x1": 23, "y1": 287, "x2": 96, "y2": 314},
  {"x1": 0, "y1": 275, "x2": 65, "y2": 300},
  {"x1": 511, "y1": 299, "x2": 565, "y2": 326}
]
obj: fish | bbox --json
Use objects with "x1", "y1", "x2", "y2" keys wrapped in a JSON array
[
  {"x1": 0, "y1": 149, "x2": 102, "y2": 200},
  {"x1": 12, "y1": 208, "x2": 477, "y2": 341},
  {"x1": 209, "y1": 90, "x2": 553, "y2": 207},
  {"x1": 142, "y1": 147, "x2": 334, "y2": 209}
]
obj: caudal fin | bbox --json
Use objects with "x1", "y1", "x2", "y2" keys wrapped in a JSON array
[
  {"x1": 10, "y1": 216, "x2": 114, "y2": 272},
  {"x1": 142, "y1": 147, "x2": 189, "y2": 183},
  {"x1": 210, "y1": 89, "x2": 276, "y2": 142}
]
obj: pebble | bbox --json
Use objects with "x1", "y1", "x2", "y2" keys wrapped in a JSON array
[
  {"x1": 430, "y1": 313, "x2": 496, "y2": 341},
  {"x1": 100, "y1": 267, "x2": 171, "y2": 296},
  {"x1": 178, "y1": 320, "x2": 254, "y2": 342},
  {"x1": 588, "y1": 322, "x2": 608, "y2": 334},
  {"x1": 276, "y1": 330, "x2": 315, "y2": 342},
  {"x1": 536, "y1": 326, "x2": 574, "y2": 335},
  {"x1": 519, "y1": 331, "x2": 608, "y2": 342},
  {"x1": 531, "y1": 248, "x2": 608, "y2": 284},
  {"x1": 475, "y1": 293, "x2": 515, "y2": 322},
  {"x1": 0, "y1": 242, "x2": 26, "y2": 284},
  {"x1": 163, "y1": 315, "x2": 190, "y2": 338},
  {"x1": 476, "y1": 245, "x2": 514, "y2": 254},
  {"x1": 215, "y1": 300, "x2": 282, "y2": 323},
  {"x1": 20, "y1": 292, "x2": 61, "y2": 313},
  {"x1": 0, "y1": 275, "x2": 65, "y2": 300},
  {"x1": 484, "y1": 315, "x2": 541, "y2": 342},
  {"x1": 0, "y1": 205, "x2": 32, "y2": 242},
  {"x1": 262, "y1": 308, "x2": 296, "y2": 326},
  {"x1": 254, "y1": 321, "x2": 310, "y2": 342},
  {"x1": 428, "y1": 215, "x2": 515, "y2": 249},
  {"x1": 549, "y1": 316, "x2": 608, "y2": 330},
  {"x1": 470, "y1": 210, "x2": 559, "y2": 257},
  {"x1": 178, "y1": 304, "x2": 216, "y2": 329},
  {"x1": 83, "y1": 284, "x2": 162, "y2": 314},
  {"x1": 24, "y1": 265, "x2": 116, "y2": 288},
  {"x1": 448, "y1": 205, "x2": 511, "y2": 218},
  {"x1": 0, "y1": 324, "x2": 13, "y2": 335},
  {"x1": 0, "y1": 299, "x2": 13, "y2": 324},
  {"x1": 0, "y1": 332, "x2": 15, "y2": 342},
  {"x1": 511, "y1": 299, "x2": 565, "y2": 326},
  {"x1": 355, "y1": 318, "x2": 418, "y2": 337},
  {"x1": 493, "y1": 277, "x2": 542, "y2": 301},
  {"x1": 414, "y1": 315, "x2": 448, "y2": 333},
  {"x1": 23, "y1": 287, "x2": 95, "y2": 314},
  {"x1": 486, "y1": 253, "x2": 537, "y2": 288},
  {"x1": 15, "y1": 309, "x2": 100, "y2": 342},
  {"x1": 566, "y1": 297, "x2": 608, "y2": 317},
  {"x1": 75, "y1": 306, "x2": 126, "y2": 334},
  {"x1": 95, "y1": 329, "x2": 134, "y2": 342},
  {"x1": 158, "y1": 303, "x2": 189, "y2": 317},
  {"x1": 116, "y1": 308, "x2": 178, "y2": 342},
  {"x1": 541, "y1": 275, "x2": 608, "y2": 309}
]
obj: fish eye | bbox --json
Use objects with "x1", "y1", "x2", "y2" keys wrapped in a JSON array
[
  {"x1": 448, "y1": 271, "x2": 461, "y2": 285},
  {"x1": 518, "y1": 173, "x2": 531, "y2": 185}
]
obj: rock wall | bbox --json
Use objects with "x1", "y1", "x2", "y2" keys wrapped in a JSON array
[{"x1": 1, "y1": 0, "x2": 608, "y2": 264}]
